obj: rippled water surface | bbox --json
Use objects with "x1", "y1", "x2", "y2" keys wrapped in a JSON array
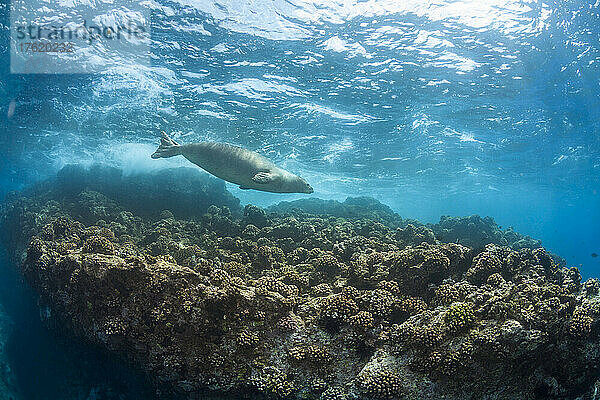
[{"x1": 0, "y1": 0, "x2": 599, "y2": 397}]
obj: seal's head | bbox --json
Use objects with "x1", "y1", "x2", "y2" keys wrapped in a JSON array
[
  {"x1": 281, "y1": 174, "x2": 313, "y2": 194},
  {"x1": 299, "y1": 178, "x2": 314, "y2": 194}
]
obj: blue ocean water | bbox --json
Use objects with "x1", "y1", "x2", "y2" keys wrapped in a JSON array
[{"x1": 0, "y1": 0, "x2": 599, "y2": 398}]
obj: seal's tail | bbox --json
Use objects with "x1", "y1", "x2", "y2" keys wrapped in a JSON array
[{"x1": 151, "y1": 131, "x2": 181, "y2": 159}]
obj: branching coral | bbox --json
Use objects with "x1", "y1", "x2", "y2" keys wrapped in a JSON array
[
  {"x1": 359, "y1": 370, "x2": 403, "y2": 399},
  {"x1": 444, "y1": 302, "x2": 475, "y2": 332},
  {"x1": 82, "y1": 235, "x2": 115, "y2": 255}
]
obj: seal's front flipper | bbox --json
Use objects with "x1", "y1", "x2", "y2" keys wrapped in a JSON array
[
  {"x1": 151, "y1": 131, "x2": 182, "y2": 159},
  {"x1": 252, "y1": 171, "x2": 275, "y2": 184},
  {"x1": 239, "y1": 186, "x2": 251, "y2": 190}
]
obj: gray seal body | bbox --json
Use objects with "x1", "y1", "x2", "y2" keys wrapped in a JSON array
[{"x1": 151, "y1": 132, "x2": 313, "y2": 194}]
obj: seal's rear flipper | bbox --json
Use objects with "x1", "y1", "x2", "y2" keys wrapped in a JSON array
[{"x1": 151, "y1": 131, "x2": 182, "y2": 159}]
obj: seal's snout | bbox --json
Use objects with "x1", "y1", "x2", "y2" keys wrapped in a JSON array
[
  {"x1": 304, "y1": 182, "x2": 314, "y2": 194},
  {"x1": 299, "y1": 177, "x2": 313, "y2": 194}
]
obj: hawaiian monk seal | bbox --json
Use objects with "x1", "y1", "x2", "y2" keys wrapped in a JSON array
[{"x1": 151, "y1": 131, "x2": 314, "y2": 194}]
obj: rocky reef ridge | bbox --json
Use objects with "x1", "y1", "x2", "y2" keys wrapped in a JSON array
[{"x1": 1, "y1": 165, "x2": 599, "y2": 400}]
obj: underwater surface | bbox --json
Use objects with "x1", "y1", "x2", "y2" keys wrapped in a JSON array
[{"x1": 0, "y1": 0, "x2": 599, "y2": 399}]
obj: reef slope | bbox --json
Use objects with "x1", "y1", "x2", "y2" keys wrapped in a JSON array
[{"x1": 1, "y1": 165, "x2": 600, "y2": 400}]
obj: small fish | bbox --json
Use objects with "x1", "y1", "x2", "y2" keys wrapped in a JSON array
[
  {"x1": 592, "y1": 253, "x2": 598, "y2": 258},
  {"x1": 7, "y1": 99, "x2": 15, "y2": 118}
]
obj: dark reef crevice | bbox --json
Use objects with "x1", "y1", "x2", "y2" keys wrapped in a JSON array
[{"x1": 0, "y1": 164, "x2": 598, "y2": 400}]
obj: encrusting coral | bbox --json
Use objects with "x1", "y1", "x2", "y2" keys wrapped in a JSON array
[{"x1": 1, "y1": 164, "x2": 599, "y2": 400}]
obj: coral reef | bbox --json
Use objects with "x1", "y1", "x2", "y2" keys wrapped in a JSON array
[
  {"x1": 55, "y1": 164, "x2": 241, "y2": 220},
  {"x1": 431, "y1": 215, "x2": 543, "y2": 251},
  {"x1": 267, "y1": 197, "x2": 402, "y2": 228},
  {"x1": 1, "y1": 165, "x2": 600, "y2": 399},
  {"x1": 268, "y1": 199, "x2": 546, "y2": 253}
]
